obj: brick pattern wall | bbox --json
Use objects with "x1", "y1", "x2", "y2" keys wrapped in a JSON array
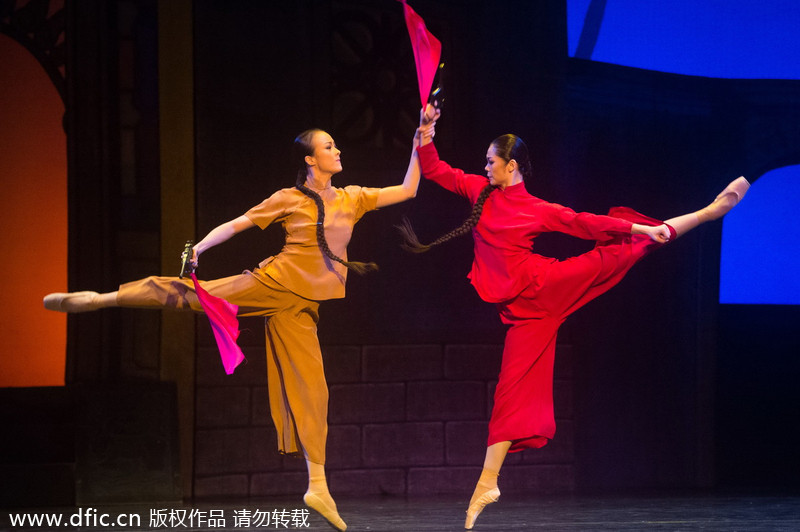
[{"x1": 193, "y1": 340, "x2": 575, "y2": 499}]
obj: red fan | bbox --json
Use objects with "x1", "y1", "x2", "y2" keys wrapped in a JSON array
[
  {"x1": 398, "y1": 0, "x2": 442, "y2": 108},
  {"x1": 180, "y1": 241, "x2": 245, "y2": 375},
  {"x1": 191, "y1": 273, "x2": 246, "y2": 375}
]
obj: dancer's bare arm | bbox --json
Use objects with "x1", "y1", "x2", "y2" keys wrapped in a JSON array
[
  {"x1": 192, "y1": 215, "x2": 256, "y2": 264},
  {"x1": 375, "y1": 105, "x2": 440, "y2": 208},
  {"x1": 375, "y1": 143, "x2": 422, "y2": 208}
]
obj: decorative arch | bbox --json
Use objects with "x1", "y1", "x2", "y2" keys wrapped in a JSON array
[
  {"x1": 0, "y1": 31, "x2": 67, "y2": 386},
  {"x1": 0, "y1": 0, "x2": 66, "y2": 103},
  {"x1": 720, "y1": 165, "x2": 800, "y2": 304}
]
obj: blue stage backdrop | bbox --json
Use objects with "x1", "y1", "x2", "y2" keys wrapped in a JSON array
[{"x1": 567, "y1": 0, "x2": 800, "y2": 305}]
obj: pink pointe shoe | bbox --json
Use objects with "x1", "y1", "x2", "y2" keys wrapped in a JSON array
[
  {"x1": 705, "y1": 176, "x2": 750, "y2": 220},
  {"x1": 43, "y1": 291, "x2": 100, "y2": 313},
  {"x1": 464, "y1": 487, "x2": 500, "y2": 530}
]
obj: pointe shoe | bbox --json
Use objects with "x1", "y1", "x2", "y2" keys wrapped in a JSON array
[
  {"x1": 464, "y1": 487, "x2": 500, "y2": 530},
  {"x1": 43, "y1": 291, "x2": 100, "y2": 313},
  {"x1": 704, "y1": 176, "x2": 750, "y2": 220},
  {"x1": 303, "y1": 491, "x2": 347, "y2": 531}
]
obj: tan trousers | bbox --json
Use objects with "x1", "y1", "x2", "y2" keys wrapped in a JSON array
[{"x1": 117, "y1": 273, "x2": 328, "y2": 464}]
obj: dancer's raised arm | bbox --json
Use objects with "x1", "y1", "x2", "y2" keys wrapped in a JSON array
[
  {"x1": 375, "y1": 106, "x2": 439, "y2": 208},
  {"x1": 418, "y1": 104, "x2": 439, "y2": 147},
  {"x1": 374, "y1": 140, "x2": 421, "y2": 208}
]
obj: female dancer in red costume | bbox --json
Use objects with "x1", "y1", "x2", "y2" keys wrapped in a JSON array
[{"x1": 400, "y1": 111, "x2": 749, "y2": 530}]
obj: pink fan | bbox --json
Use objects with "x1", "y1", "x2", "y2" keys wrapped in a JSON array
[{"x1": 398, "y1": 0, "x2": 442, "y2": 108}]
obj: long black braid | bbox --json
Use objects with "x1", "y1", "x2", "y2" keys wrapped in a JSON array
[
  {"x1": 397, "y1": 183, "x2": 498, "y2": 253},
  {"x1": 294, "y1": 129, "x2": 378, "y2": 275},
  {"x1": 397, "y1": 134, "x2": 530, "y2": 253}
]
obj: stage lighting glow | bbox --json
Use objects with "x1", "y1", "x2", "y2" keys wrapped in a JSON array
[
  {"x1": 568, "y1": 0, "x2": 800, "y2": 80},
  {"x1": 568, "y1": 0, "x2": 800, "y2": 305},
  {"x1": 719, "y1": 167, "x2": 800, "y2": 305}
]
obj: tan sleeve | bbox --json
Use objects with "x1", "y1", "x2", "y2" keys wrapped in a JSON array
[
  {"x1": 244, "y1": 188, "x2": 294, "y2": 229},
  {"x1": 345, "y1": 185, "x2": 381, "y2": 222}
]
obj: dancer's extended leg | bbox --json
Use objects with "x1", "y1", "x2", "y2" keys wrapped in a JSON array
[
  {"x1": 665, "y1": 176, "x2": 749, "y2": 237},
  {"x1": 304, "y1": 460, "x2": 346, "y2": 531},
  {"x1": 465, "y1": 440, "x2": 511, "y2": 529},
  {"x1": 43, "y1": 290, "x2": 118, "y2": 312},
  {"x1": 44, "y1": 273, "x2": 279, "y2": 316}
]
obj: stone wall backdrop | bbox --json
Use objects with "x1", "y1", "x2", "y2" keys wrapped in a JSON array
[{"x1": 193, "y1": 336, "x2": 576, "y2": 499}]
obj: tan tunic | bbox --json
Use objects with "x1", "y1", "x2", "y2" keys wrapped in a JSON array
[
  {"x1": 117, "y1": 183, "x2": 381, "y2": 464},
  {"x1": 245, "y1": 185, "x2": 380, "y2": 300}
]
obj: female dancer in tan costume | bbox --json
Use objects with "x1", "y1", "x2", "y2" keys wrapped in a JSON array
[{"x1": 44, "y1": 117, "x2": 436, "y2": 531}]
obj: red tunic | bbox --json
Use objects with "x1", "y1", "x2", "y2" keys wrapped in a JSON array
[{"x1": 417, "y1": 143, "x2": 673, "y2": 451}]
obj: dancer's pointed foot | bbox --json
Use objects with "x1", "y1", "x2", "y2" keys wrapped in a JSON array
[
  {"x1": 701, "y1": 176, "x2": 750, "y2": 221},
  {"x1": 304, "y1": 490, "x2": 347, "y2": 531},
  {"x1": 716, "y1": 176, "x2": 750, "y2": 203},
  {"x1": 43, "y1": 291, "x2": 101, "y2": 313},
  {"x1": 465, "y1": 487, "x2": 500, "y2": 530}
]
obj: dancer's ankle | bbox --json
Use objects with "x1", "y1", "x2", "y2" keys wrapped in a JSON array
[
  {"x1": 700, "y1": 176, "x2": 750, "y2": 222},
  {"x1": 465, "y1": 471, "x2": 501, "y2": 530},
  {"x1": 469, "y1": 469, "x2": 499, "y2": 506},
  {"x1": 303, "y1": 486, "x2": 346, "y2": 531},
  {"x1": 96, "y1": 291, "x2": 118, "y2": 308}
]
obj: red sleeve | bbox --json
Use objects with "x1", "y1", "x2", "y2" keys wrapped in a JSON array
[
  {"x1": 538, "y1": 202, "x2": 633, "y2": 241},
  {"x1": 416, "y1": 143, "x2": 487, "y2": 204}
]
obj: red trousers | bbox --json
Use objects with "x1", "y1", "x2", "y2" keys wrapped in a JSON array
[{"x1": 488, "y1": 208, "x2": 676, "y2": 452}]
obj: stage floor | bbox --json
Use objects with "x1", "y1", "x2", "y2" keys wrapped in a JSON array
[{"x1": 3, "y1": 491, "x2": 799, "y2": 531}]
